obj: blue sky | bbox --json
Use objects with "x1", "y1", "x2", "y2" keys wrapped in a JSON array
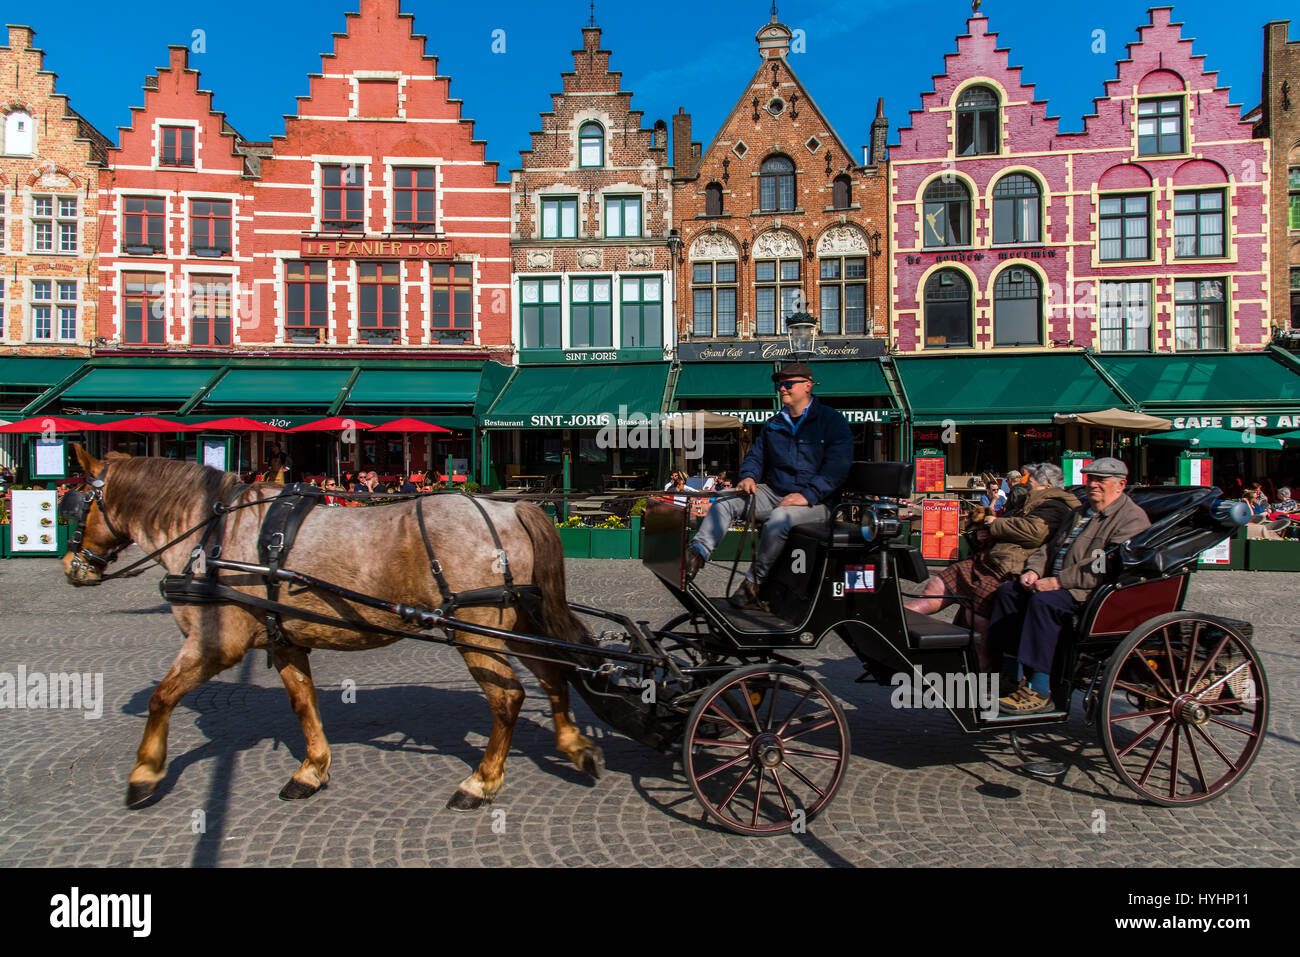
[{"x1": 18, "y1": 0, "x2": 1293, "y2": 178}]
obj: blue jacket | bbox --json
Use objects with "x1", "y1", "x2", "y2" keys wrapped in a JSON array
[{"x1": 739, "y1": 397, "x2": 853, "y2": 507}]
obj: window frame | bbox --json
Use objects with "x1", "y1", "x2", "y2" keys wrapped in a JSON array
[
  {"x1": 189, "y1": 199, "x2": 232, "y2": 257},
  {"x1": 704, "y1": 182, "x2": 724, "y2": 217},
  {"x1": 540, "y1": 196, "x2": 579, "y2": 240},
  {"x1": 923, "y1": 269, "x2": 973, "y2": 349},
  {"x1": 1289, "y1": 165, "x2": 1300, "y2": 232},
  {"x1": 1097, "y1": 192, "x2": 1151, "y2": 263},
  {"x1": 578, "y1": 122, "x2": 604, "y2": 168},
  {"x1": 691, "y1": 260, "x2": 738, "y2": 337},
  {"x1": 320, "y1": 164, "x2": 365, "y2": 231},
  {"x1": 30, "y1": 279, "x2": 54, "y2": 341},
  {"x1": 1098, "y1": 280, "x2": 1152, "y2": 352},
  {"x1": 831, "y1": 174, "x2": 852, "y2": 211},
  {"x1": 3, "y1": 110, "x2": 35, "y2": 156},
  {"x1": 818, "y1": 256, "x2": 868, "y2": 335},
  {"x1": 754, "y1": 258, "x2": 803, "y2": 336},
  {"x1": 357, "y1": 262, "x2": 401, "y2": 340},
  {"x1": 430, "y1": 262, "x2": 473, "y2": 336},
  {"x1": 1173, "y1": 278, "x2": 1227, "y2": 352},
  {"x1": 285, "y1": 260, "x2": 329, "y2": 339},
  {"x1": 569, "y1": 276, "x2": 614, "y2": 349},
  {"x1": 1172, "y1": 189, "x2": 1226, "y2": 259},
  {"x1": 393, "y1": 166, "x2": 438, "y2": 234},
  {"x1": 121, "y1": 271, "x2": 168, "y2": 345},
  {"x1": 955, "y1": 85, "x2": 1000, "y2": 157},
  {"x1": 189, "y1": 275, "x2": 233, "y2": 347},
  {"x1": 922, "y1": 179, "x2": 972, "y2": 248},
  {"x1": 519, "y1": 277, "x2": 562, "y2": 350},
  {"x1": 620, "y1": 276, "x2": 663, "y2": 350},
  {"x1": 759, "y1": 154, "x2": 797, "y2": 213},
  {"x1": 991, "y1": 266, "x2": 1043, "y2": 347},
  {"x1": 122, "y1": 196, "x2": 166, "y2": 255},
  {"x1": 991, "y1": 173, "x2": 1041, "y2": 245},
  {"x1": 31, "y1": 193, "x2": 78, "y2": 254},
  {"x1": 1137, "y1": 97, "x2": 1185, "y2": 157},
  {"x1": 159, "y1": 126, "x2": 196, "y2": 168},
  {"x1": 603, "y1": 194, "x2": 643, "y2": 239}
]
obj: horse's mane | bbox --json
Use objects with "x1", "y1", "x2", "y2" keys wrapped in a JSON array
[{"x1": 106, "y1": 455, "x2": 238, "y2": 535}]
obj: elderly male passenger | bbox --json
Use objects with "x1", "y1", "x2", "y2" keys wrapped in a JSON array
[
  {"x1": 989, "y1": 458, "x2": 1150, "y2": 714},
  {"x1": 905, "y1": 463, "x2": 1077, "y2": 671}
]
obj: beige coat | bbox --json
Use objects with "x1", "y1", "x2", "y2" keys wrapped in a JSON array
[
  {"x1": 983, "y1": 486, "x2": 1079, "y2": 578},
  {"x1": 1025, "y1": 493, "x2": 1152, "y2": 601}
]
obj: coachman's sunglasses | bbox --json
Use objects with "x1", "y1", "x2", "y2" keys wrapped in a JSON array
[{"x1": 776, "y1": 379, "x2": 811, "y2": 391}]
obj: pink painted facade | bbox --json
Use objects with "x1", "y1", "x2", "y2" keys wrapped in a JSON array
[{"x1": 891, "y1": 9, "x2": 1270, "y2": 355}]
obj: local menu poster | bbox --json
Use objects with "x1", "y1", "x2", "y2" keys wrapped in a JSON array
[
  {"x1": 921, "y1": 499, "x2": 961, "y2": 561},
  {"x1": 914, "y1": 454, "x2": 946, "y2": 495}
]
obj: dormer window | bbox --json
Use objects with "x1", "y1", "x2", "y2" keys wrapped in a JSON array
[
  {"x1": 4, "y1": 110, "x2": 34, "y2": 156},
  {"x1": 705, "y1": 182, "x2": 724, "y2": 217},
  {"x1": 956, "y1": 85, "x2": 999, "y2": 156},
  {"x1": 160, "y1": 126, "x2": 195, "y2": 167},
  {"x1": 832, "y1": 174, "x2": 852, "y2": 210},
  {"x1": 579, "y1": 122, "x2": 604, "y2": 168},
  {"x1": 1137, "y1": 98, "x2": 1184, "y2": 156}
]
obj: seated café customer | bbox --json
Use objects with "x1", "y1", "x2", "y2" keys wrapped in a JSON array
[
  {"x1": 989, "y1": 457, "x2": 1150, "y2": 714},
  {"x1": 400, "y1": 473, "x2": 420, "y2": 494},
  {"x1": 979, "y1": 474, "x2": 1008, "y2": 513},
  {"x1": 905, "y1": 463, "x2": 1077, "y2": 671},
  {"x1": 1272, "y1": 486, "x2": 1297, "y2": 514}
]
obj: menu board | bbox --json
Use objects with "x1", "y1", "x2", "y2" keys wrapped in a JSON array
[
  {"x1": 913, "y1": 450, "x2": 946, "y2": 495},
  {"x1": 10, "y1": 490, "x2": 59, "y2": 554},
  {"x1": 33, "y1": 438, "x2": 67, "y2": 479},
  {"x1": 200, "y1": 436, "x2": 231, "y2": 472},
  {"x1": 920, "y1": 499, "x2": 961, "y2": 561},
  {"x1": 1179, "y1": 455, "x2": 1212, "y2": 488}
]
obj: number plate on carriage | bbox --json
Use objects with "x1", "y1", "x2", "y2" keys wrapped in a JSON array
[{"x1": 844, "y1": 565, "x2": 875, "y2": 593}]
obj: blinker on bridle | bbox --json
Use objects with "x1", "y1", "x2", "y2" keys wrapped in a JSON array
[{"x1": 64, "y1": 466, "x2": 131, "y2": 580}]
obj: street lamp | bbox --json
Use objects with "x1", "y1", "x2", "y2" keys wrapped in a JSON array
[
  {"x1": 787, "y1": 310, "x2": 818, "y2": 361},
  {"x1": 666, "y1": 228, "x2": 683, "y2": 264}
]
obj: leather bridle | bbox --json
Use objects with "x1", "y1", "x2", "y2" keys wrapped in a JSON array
[{"x1": 60, "y1": 466, "x2": 132, "y2": 580}]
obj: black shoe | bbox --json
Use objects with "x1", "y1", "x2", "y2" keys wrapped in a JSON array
[
  {"x1": 686, "y1": 548, "x2": 706, "y2": 582},
  {"x1": 728, "y1": 578, "x2": 765, "y2": 610}
]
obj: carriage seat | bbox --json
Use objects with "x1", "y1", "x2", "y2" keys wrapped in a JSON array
[
  {"x1": 1127, "y1": 486, "x2": 1220, "y2": 523},
  {"x1": 789, "y1": 520, "x2": 864, "y2": 549},
  {"x1": 903, "y1": 609, "x2": 971, "y2": 650}
]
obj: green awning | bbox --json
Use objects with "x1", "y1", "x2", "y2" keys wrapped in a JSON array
[
  {"x1": 1141, "y1": 427, "x2": 1284, "y2": 450},
  {"x1": 895, "y1": 354, "x2": 1125, "y2": 425},
  {"x1": 482, "y1": 363, "x2": 671, "y2": 429},
  {"x1": 674, "y1": 362, "x2": 776, "y2": 402},
  {"x1": 345, "y1": 369, "x2": 482, "y2": 406},
  {"x1": 1093, "y1": 353, "x2": 1300, "y2": 410},
  {"x1": 811, "y1": 360, "x2": 893, "y2": 397},
  {"x1": 62, "y1": 366, "x2": 223, "y2": 403},
  {"x1": 0, "y1": 357, "x2": 85, "y2": 386},
  {"x1": 202, "y1": 369, "x2": 354, "y2": 408}
]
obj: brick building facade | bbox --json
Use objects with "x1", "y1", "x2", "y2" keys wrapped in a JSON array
[
  {"x1": 0, "y1": 25, "x2": 109, "y2": 355},
  {"x1": 891, "y1": 9, "x2": 1271, "y2": 355},
  {"x1": 1254, "y1": 19, "x2": 1300, "y2": 330},
  {"x1": 671, "y1": 14, "x2": 890, "y2": 354}
]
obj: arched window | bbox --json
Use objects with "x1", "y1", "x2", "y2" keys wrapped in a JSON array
[
  {"x1": 578, "y1": 122, "x2": 604, "y2": 167},
  {"x1": 705, "y1": 182, "x2": 724, "y2": 217},
  {"x1": 923, "y1": 180, "x2": 970, "y2": 247},
  {"x1": 992, "y1": 173, "x2": 1041, "y2": 244},
  {"x1": 956, "y1": 85, "x2": 999, "y2": 156},
  {"x1": 993, "y1": 267, "x2": 1042, "y2": 346},
  {"x1": 4, "y1": 110, "x2": 34, "y2": 156},
  {"x1": 832, "y1": 174, "x2": 852, "y2": 210},
  {"x1": 924, "y1": 270, "x2": 972, "y2": 348},
  {"x1": 759, "y1": 154, "x2": 796, "y2": 212}
]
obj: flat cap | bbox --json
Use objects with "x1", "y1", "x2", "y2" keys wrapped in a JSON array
[
  {"x1": 773, "y1": 361, "x2": 815, "y2": 382},
  {"x1": 1082, "y1": 457, "x2": 1128, "y2": 478}
]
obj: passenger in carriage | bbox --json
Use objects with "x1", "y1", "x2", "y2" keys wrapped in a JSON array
[
  {"x1": 905, "y1": 463, "x2": 1077, "y2": 671},
  {"x1": 989, "y1": 457, "x2": 1150, "y2": 714},
  {"x1": 684, "y1": 362, "x2": 853, "y2": 610}
]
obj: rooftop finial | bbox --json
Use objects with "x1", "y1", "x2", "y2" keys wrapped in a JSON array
[
  {"x1": 972, "y1": 0, "x2": 981, "y2": 13},
  {"x1": 589, "y1": 1, "x2": 597, "y2": 27},
  {"x1": 771, "y1": 2, "x2": 779, "y2": 22}
]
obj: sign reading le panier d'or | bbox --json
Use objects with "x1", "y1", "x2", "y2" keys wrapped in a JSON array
[{"x1": 300, "y1": 238, "x2": 454, "y2": 259}]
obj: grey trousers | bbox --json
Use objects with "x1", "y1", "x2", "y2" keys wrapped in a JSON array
[{"x1": 692, "y1": 485, "x2": 829, "y2": 583}]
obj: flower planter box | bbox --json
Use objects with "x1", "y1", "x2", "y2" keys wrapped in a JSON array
[
  {"x1": 1246, "y1": 538, "x2": 1300, "y2": 572},
  {"x1": 557, "y1": 526, "x2": 591, "y2": 558},
  {"x1": 0, "y1": 525, "x2": 8, "y2": 559},
  {"x1": 589, "y1": 527, "x2": 633, "y2": 559}
]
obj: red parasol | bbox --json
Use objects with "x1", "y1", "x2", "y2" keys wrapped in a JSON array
[
  {"x1": 0, "y1": 416, "x2": 106, "y2": 433},
  {"x1": 289, "y1": 417, "x2": 376, "y2": 432},
  {"x1": 365, "y1": 417, "x2": 452, "y2": 434},
  {"x1": 98, "y1": 416, "x2": 205, "y2": 433},
  {"x1": 198, "y1": 417, "x2": 290, "y2": 433}
]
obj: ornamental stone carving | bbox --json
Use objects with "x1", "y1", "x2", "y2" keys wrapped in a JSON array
[
  {"x1": 576, "y1": 248, "x2": 603, "y2": 269},
  {"x1": 817, "y1": 224, "x2": 871, "y2": 256},
  {"x1": 627, "y1": 247, "x2": 654, "y2": 268},
  {"x1": 751, "y1": 229, "x2": 803, "y2": 260},
  {"x1": 525, "y1": 249, "x2": 553, "y2": 269},
  {"x1": 688, "y1": 233, "x2": 739, "y2": 260}
]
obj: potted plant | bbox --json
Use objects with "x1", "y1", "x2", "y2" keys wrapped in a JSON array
[{"x1": 555, "y1": 516, "x2": 591, "y2": 558}]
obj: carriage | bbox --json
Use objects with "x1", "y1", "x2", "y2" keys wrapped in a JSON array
[{"x1": 61, "y1": 452, "x2": 1268, "y2": 836}]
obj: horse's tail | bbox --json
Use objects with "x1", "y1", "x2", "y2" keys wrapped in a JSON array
[{"x1": 514, "y1": 502, "x2": 597, "y2": 662}]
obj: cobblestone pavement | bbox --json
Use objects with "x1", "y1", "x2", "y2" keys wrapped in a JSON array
[{"x1": 0, "y1": 553, "x2": 1295, "y2": 867}]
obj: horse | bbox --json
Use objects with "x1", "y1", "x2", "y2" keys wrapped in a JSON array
[{"x1": 60, "y1": 445, "x2": 604, "y2": 811}]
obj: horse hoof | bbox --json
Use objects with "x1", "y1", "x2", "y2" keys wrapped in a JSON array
[
  {"x1": 446, "y1": 788, "x2": 488, "y2": 812},
  {"x1": 125, "y1": 781, "x2": 158, "y2": 808},
  {"x1": 278, "y1": 778, "x2": 326, "y2": 801},
  {"x1": 580, "y1": 746, "x2": 605, "y2": 781}
]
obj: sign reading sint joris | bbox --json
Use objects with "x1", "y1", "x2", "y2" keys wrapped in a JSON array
[{"x1": 300, "y1": 239, "x2": 454, "y2": 259}]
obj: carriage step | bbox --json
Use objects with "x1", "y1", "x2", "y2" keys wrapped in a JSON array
[{"x1": 981, "y1": 710, "x2": 1069, "y2": 724}]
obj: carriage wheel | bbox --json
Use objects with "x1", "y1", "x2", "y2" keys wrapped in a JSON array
[
  {"x1": 682, "y1": 664, "x2": 849, "y2": 836},
  {"x1": 1098, "y1": 613, "x2": 1268, "y2": 807}
]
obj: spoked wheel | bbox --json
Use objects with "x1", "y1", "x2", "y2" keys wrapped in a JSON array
[
  {"x1": 1098, "y1": 613, "x2": 1268, "y2": 807},
  {"x1": 683, "y1": 664, "x2": 849, "y2": 836}
]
